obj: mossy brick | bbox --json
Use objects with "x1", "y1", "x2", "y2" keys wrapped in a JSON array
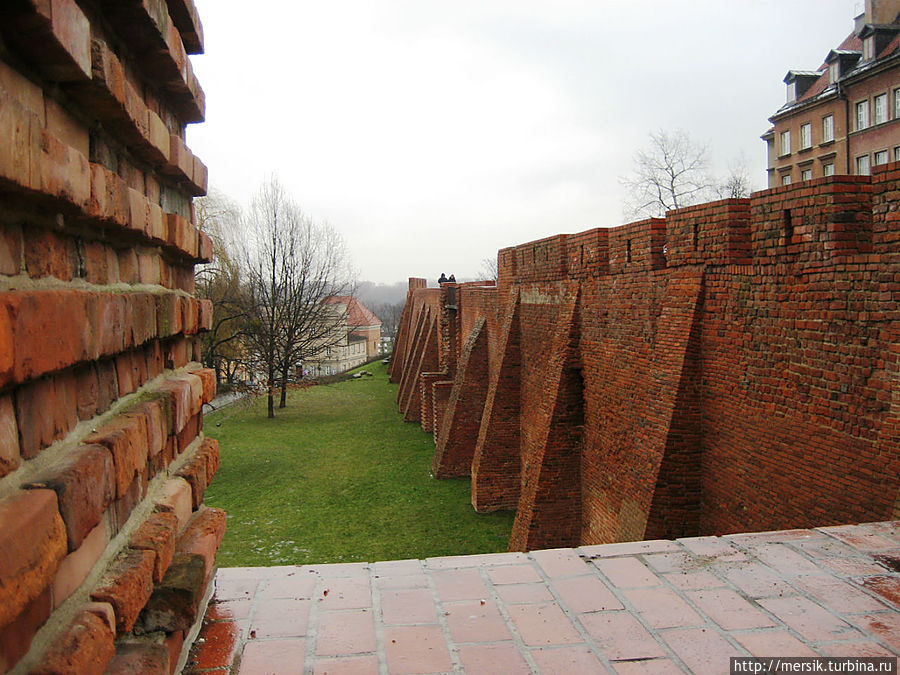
[
  {"x1": 0, "y1": 394, "x2": 21, "y2": 479},
  {"x1": 175, "y1": 506, "x2": 225, "y2": 580},
  {"x1": 104, "y1": 642, "x2": 169, "y2": 675},
  {"x1": 0, "y1": 489, "x2": 66, "y2": 627},
  {"x1": 84, "y1": 414, "x2": 150, "y2": 498},
  {"x1": 30, "y1": 608, "x2": 115, "y2": 675},
  {"x1": 25, "y1": 444, "x2": 115, "y2": 552},
  {"x1": 134, "y1": 552, "x2": 206, "y2": 634},
  {"x1": 130, "y1": 511, "x2": 179, "y2": 583},
  {"x1": 90, "y1": 548, "x2": 155, "y2": 636},
  {"x1": 155, "y1": 292, "x2": 182, "y2": 337}
]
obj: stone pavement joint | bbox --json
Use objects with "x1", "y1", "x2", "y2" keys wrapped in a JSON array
[{"x1": 184, "y1": 522, "x2": 900, "y2": 674}]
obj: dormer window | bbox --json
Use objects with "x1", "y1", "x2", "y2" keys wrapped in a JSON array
[
  {"x1": 786, "y1": 81, "x2": 797, "y2": 103},
  {"x1": 863, "y1": 35, "x2": 875, "y2": 61},
  {"x1": 829, "y1": 61, "x2": 840, "y2": 84}
]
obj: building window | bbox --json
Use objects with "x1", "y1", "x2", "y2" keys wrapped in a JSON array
[
  {"x1": 874, "y1": 93, "x2": 888, "y2": 124},
  {"x1": 856, "y1": 100, "x2": 869, "y2": 130},
  {"x1": 799, "y1": 123, "x2": 812, "y2": 149},
  {"x1": 824, "y1": 163, "x2": 835, "y2": 176},
  {"x1": 822, "y1": 115, "x2": 834, "y2": 142},
  {"x1": 856, "y1": 154, "x2": 871, "y2": 175},
  {"x1": 863, "y1": 36, "x2": 875, "y2": 61},
  {"x1": 895, "y1": 89, "x2": 900, "y2": 119},
  {"x1": 780, "y1": 130, "x2": 791, "y2": 155},
  {"x1": 875, "y1": 150, "x2": 889, "y2": 165},
  {"x1": 895, "y1": 146, "x2": 900, "y2": 162},
  {"x1": 801, "y1": 169, "x2": 813, "y2": 181},
  {"x1": 828, "y1": 62, "x2": 839, "y2": 84},
  {"x1": 786, "y1": 81, "x2": 797, "y2": 103},
  {"x1": 781, "y1": 174, "x2": 792, "y2": 186}
]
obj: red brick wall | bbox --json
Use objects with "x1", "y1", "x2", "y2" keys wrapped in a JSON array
[
  {"x1": 391, "y1": 164, "x2": 900, "y2": 552},
  {"x1": 0, "y1": 2, "x2": 224, "y2": 671}
]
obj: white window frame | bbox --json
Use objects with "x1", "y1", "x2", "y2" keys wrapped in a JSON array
[
  {"x1": 856, "y1": 100, "x2": 869, "y2": 130},
  {"x1": 874, "y1": 93, "x2": 888, "y2": 124},
  {"x1": 829, "y1": 62, "x2": 839, "y2": 84},
  {"x1": 781, "y1": 174, "x2": 792, "y2": 186},
  {"x1": 822, "y1": 115, "x2": 834, "y2": 143},
  {"x1": 801, "y1": 169, "x2": 813, "y2": 181},
  {"x1": 856, "y1": 154, "x2": 871, "y2": 175},
  {"x1": 895, "y1": 89, "x2": 900, "y2": 120},
  {"x1": 863, "y1": 36, "x2": 875, "y2": 61},
  {"x1": 874, "y1": 150, "x2": 889, "y2": 165},
  {"x1": 786, "y1": 81, "x2": 797, "y2": 103},
  {"x1": 895, "y1": 147, "x2": 900, "y2": 162},
  {"x1": 823, "y1": 163, "x2": 835, "y2": 177},
  {"x1": 800, "y1": 123, "x2": 812, "y2": 149},
  {"x1": 780, "y1": 130, "x2": 791, "y2": 155}
]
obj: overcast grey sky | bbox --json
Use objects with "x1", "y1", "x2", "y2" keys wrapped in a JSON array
[{"x1": 188, "y1": 1, "x2": 857, "y2": 284}]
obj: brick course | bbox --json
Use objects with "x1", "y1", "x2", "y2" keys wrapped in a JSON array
[
  {"x1": 0, "y1": 1, "x2": 221, "y2": 671},
  {"x1": 392, "y1": 165, "x2": 900, "y2": 552}
]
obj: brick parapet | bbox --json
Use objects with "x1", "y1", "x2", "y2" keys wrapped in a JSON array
[
  {"x1": 394, "y1": 171, "x2": 900, "y2": 553},
  {"x1": 0, "y1": 2, "x2": 220, "y2": 672}
]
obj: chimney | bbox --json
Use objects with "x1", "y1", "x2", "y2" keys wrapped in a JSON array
[{"x1": 865, "y1": 0, "x2": 900, "y2": 25}]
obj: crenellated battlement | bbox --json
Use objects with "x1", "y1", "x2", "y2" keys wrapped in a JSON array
[{"x1": 390, "y1": 163, "x2": 900, "y2": 552}]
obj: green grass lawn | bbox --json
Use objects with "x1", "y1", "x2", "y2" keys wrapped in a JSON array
[{"x1": 203, "y1": 361, "x2": 515, "y2": 566}]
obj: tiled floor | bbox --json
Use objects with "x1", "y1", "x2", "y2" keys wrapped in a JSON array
[{"x1": 184, "y1": 522, "x2": 900, "y2": 674}]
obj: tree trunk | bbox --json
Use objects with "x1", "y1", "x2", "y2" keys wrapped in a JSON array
[{"x1": 279, "y1": 361, "x2": 289, "y2": 408}]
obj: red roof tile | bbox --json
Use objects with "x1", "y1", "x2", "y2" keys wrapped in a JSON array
[{"x1": 326, "y1": 296, "x2": 382, "y2": 327}]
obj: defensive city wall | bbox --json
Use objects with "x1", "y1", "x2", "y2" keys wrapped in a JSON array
[
  {"x1": 0, "y1": 1, "x2": 222, "y2": 672},
  {"x1": 390, "y1": 165, "x2": 900, "y2": 554}
]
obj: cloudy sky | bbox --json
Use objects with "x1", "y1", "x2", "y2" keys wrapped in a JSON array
[{"x1": 188, "y1": 0, "x2": 857, "y2": 284}]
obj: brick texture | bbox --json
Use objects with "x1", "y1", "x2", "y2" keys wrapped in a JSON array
[
  {"x1": 391, "y1": 166, "x2": 900, "y2": 552},
  {"x1": 0, "y1": 1, "x2": 219, "y2": 670}
]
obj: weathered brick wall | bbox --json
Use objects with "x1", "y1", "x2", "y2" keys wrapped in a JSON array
[
  {"x1": 0, "y1": 1, "x2": 224, "y2": 672},
  {"x1": 391, "y1": 165, "x2": 900, "y2": 553}
]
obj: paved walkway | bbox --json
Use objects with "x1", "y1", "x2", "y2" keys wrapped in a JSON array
[{"x1": 184, "y1": 522, "x2": 900, "y2": 674}]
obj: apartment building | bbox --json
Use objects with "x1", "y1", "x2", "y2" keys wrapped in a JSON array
[{"x1": 763, "y1": 0, "x2": 900, "y2": 187}]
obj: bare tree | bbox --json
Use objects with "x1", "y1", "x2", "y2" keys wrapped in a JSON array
[
  {"x1": 479, "y1": 256, "x2": 498, "y2": 282},
  {"x1": 372, "y1": 301, "x2": 404, "y2": 341},
  {"x1": 242, "y1": 177, "x2": 356, "y2": 417},
  {"x1": 621, "y1": 129, "x2": 714, "y2": 219},
  {"x1": 195, "y1": 189, "x2": 248, "y2": 387},
  {"x1": 716, "y1": 153, "x2": 754, "y2": 200},
  {"x1": 274, "y1": 219, "x2": 355, "y2": 408}
]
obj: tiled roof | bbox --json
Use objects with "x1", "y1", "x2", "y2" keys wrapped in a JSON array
[{"x1": 327, "y1": 296, "x2": 382, "y2": 327}]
